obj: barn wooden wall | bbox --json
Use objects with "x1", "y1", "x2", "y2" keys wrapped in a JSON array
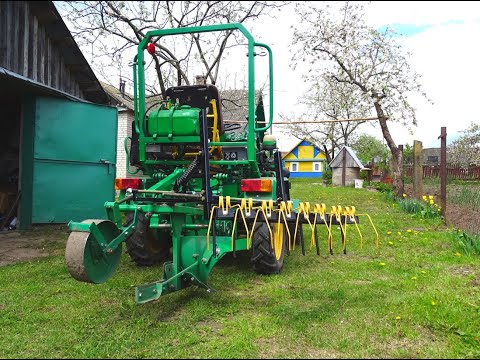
[{"x1": 0, "y1": 1, "x2": 84, "y2": 99}]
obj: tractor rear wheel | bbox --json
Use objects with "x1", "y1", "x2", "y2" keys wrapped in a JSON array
[
  {"x1": 125, "y1": 213, "x2": 172, "y2": 266},
  {"x1": 251, "y1": 222, "x2": 286, "y2": 274}
]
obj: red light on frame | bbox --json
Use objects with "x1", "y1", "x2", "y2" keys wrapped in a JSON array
[
  {"x1": 114, "y1": 178, "x2": 143, "y2": 191},
  {"x1": 240, "y1": 179, "x2": 272, "y2": 193}
]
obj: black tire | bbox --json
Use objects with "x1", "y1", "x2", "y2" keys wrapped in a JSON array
[
  {"x1": 251, "y1": 222, "x2": 286, "y2": 274},
  {"x1": 124, "y1": 213, "x2": 172, "y2": 266}
]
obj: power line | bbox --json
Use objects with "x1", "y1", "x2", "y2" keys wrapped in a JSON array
[{"x1": 223, "y1": 116, "x2": 383, "y2": 124}]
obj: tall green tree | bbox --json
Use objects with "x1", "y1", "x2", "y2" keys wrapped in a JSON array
[
  {"x1": 352, "y1": 134, "x2": 388, "y2": 165},
  {"x1": 290, "y1": 2, "x2": 431, "y2": 197}
]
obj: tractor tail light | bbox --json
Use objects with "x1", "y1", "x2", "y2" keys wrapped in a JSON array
[
  {"x1": 240, "y1": 179, "x2": 272, "y2": 193},
  {"x1": 114, "y1": 178, "x2": 143, "y2": 191}
]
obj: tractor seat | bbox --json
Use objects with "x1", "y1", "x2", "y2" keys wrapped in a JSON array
[{"x1": 165, "y1": 85, "x2": 224, "y2": 136}]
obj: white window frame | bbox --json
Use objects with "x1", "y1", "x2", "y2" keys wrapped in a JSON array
[
  {"x1": 290, "y1": 162, "x2": 299, "y2": 172},
  {"x1": 313, "y1": 162, "x2": 322, "y2": 172}
]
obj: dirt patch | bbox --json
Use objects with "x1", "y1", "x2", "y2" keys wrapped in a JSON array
[
  {"x1": 0, "y1": 225, "x2": 68, "y2": 266},
  {"x1": 349, "y1": 279, "x2": 372, "y2": 286},
  {"x1": 255, "y1": 337, "x2": 344, "y2": 359},
  {"x1": 197, "y1": 319, "x2": 224, "y2": 333},
  {"x1": 470, "y1": 277, "x2": 480, "y2": 287},
  {"x1": 375, "y1": 325, "x2": 438, "y2": 358},
  {"x1": 448, "y1": 265, "x2": 477, "y2": 277}
]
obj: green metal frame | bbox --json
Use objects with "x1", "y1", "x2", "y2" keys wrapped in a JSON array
[{"x1": 133, "y1": 23, "x2": 274, "y2": 178}]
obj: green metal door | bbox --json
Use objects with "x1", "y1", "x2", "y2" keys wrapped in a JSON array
[{"x1": 30, "y1": 97, "x2": 117, "y2": 223}]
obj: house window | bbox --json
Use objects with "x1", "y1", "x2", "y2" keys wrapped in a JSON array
[
  {"x1": 290, "y1": 162, "x2": 299, "y2": 172},
  {"x1": 313, "y1": 162, "x2": 322, "y2": 172},
  {"x1": 427, "y1": 156, "x2": 438, "y2": 163}
]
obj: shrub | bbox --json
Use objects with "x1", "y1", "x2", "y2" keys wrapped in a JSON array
[{"x1": 322, "y1": 169, "x2": 332, "y2": 184}]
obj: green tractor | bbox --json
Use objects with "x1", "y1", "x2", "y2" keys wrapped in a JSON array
[{"x1": 65, "y1": 23, "x2": 360, "y2": 304}]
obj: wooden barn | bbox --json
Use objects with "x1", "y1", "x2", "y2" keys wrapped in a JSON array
[
  {"x1": 0, "y1": 1, "x2": 117, "y2": 230},
  {"x1": 329, "y1": 146, "x2": 365, "y2": 186},
  {"x1": 282, "y1": 139, "x2": 327, "y2": 178}
]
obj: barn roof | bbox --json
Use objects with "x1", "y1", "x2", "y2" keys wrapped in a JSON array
[{"x1": 35, "y1": 1, "x2": 109, "y2": 103}]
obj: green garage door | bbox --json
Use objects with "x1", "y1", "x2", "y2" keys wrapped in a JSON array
[{"x1": 28, "y1": 97, "x2": 117, "y2": 224}]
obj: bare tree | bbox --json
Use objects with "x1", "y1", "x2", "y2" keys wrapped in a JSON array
[
  {"x1": 290, "y1": 2, "x2": 431, "y2": 197},
  {"x1": 57, "y1": 1, "x2": 286, "y2": 97}
]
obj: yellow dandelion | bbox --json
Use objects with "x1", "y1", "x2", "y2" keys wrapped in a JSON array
[
  {"x1": 388, "y1": 241, "x2": 394, "y2": 246},
  {"x1": 411, "y1": 276, "x2": 417, "y2": 280},
  {"x1": 422, "y1": 195, "x2": 427, "y2": 201},
  {"x1": 387, "y1": 231, "x2": 392, "y2": 235},
  {"x1": 421, "y1": 270, "x2": 427, "y2": 274},
  {"x1": 379, "y1": 262, "x2": 386, "y2": 266},
  {"x1": 407, "y1": 229, "x2": 412, "y2": 233},
  {"x1": 429, "y1": 195, "x2": 434, "y2": 200},
  {"x1": 454, "y1": 252, "x2": 462, "y2": 257},
  {"x1": 429, "y1": 199, "x2": 434, "y2": 205},
  {"x1": 397, "y1": 231, "x2": 402, "y2": 235},
  {"x1": 395, "y1": 316, "x2": 402, "y2": 320},
  {"x1": 431, "y1": 301, "x2": 437, "y2": 306},
  {"x1": 402, "y1": 193, "x2": 407, "y2": 198}
]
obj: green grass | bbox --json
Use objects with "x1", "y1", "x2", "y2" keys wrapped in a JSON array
[{"x1": 1, "y1": 178, "x2": 479, "y2": 358}]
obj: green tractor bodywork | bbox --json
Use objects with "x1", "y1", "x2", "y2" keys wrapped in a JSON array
[{"x1": 65, "y1": 23, "x2": 359, "y2": 304}]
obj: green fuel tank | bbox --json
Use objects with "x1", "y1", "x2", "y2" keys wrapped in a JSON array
[{"x1": 147, "y1": 104, "x2": 201, "y2": 139}]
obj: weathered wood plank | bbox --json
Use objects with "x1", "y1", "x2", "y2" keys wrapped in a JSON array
[
  {"x1": 22, "y1": 2, "x2": 29, "y2": 76},
  {"x1": 30, "y1": 15, "x2": 38, "y2": 81},
  {"x1": 0, "y1": 2, "x2": 6, "y2": 68},
  {"x1": 5, "y1": 1, "x2": 12, "y2": 70},
  {"x1": 12, "y1": 1, "x2": 20, "y2": 74},
  {"x1": 38, "y1": 24, "x2": 45, "y2": 84},
  {"x1": 46, "y1": 38, "x2": 51, "y2": 86}
]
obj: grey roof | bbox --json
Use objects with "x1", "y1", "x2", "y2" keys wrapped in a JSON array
[
  {"x1": 329, "y1": 146, "x2": 365, "y2": 169},
  {"x1": 101, "y1": 83, "x2": 261, "y2": 120},
  {"x1": 220, "y1": 89, "x2": 261, "y2": 121},
  {"x1": 101, "y1": 81, "x2": 161, "y2": 112}
]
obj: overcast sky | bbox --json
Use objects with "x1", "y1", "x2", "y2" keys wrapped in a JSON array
[{"x1": 248, "y1": 1, "x2": 480, "y2": 151}]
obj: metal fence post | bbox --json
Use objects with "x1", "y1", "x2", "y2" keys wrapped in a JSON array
[{"x1": 439, "y1": 127, "x2": 447, "y2": 223}]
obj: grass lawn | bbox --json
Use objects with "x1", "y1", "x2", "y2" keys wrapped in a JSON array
[{"x1": 0, "y1": 178, "x2": 479, "y2": 358}]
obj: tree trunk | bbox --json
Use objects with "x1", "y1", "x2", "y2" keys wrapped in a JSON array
[
  {"x1": 374, "y1": 102, "x2": 404, "y2": 198},
  {"x1": 323, "y1": 144, "x2": 332, "y2": 163}
]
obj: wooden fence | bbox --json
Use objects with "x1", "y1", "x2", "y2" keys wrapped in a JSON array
[{"x1": 404, "y1": 165, "x2": 480, "y2": 180}]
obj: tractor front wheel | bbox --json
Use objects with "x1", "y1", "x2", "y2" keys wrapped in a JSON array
[
  {"x1": 251, "y1": 222, "x2": 286, "y2": 274},
  {"x1": 125, "y1": 213, "x2": 172, "y2": 266}
]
